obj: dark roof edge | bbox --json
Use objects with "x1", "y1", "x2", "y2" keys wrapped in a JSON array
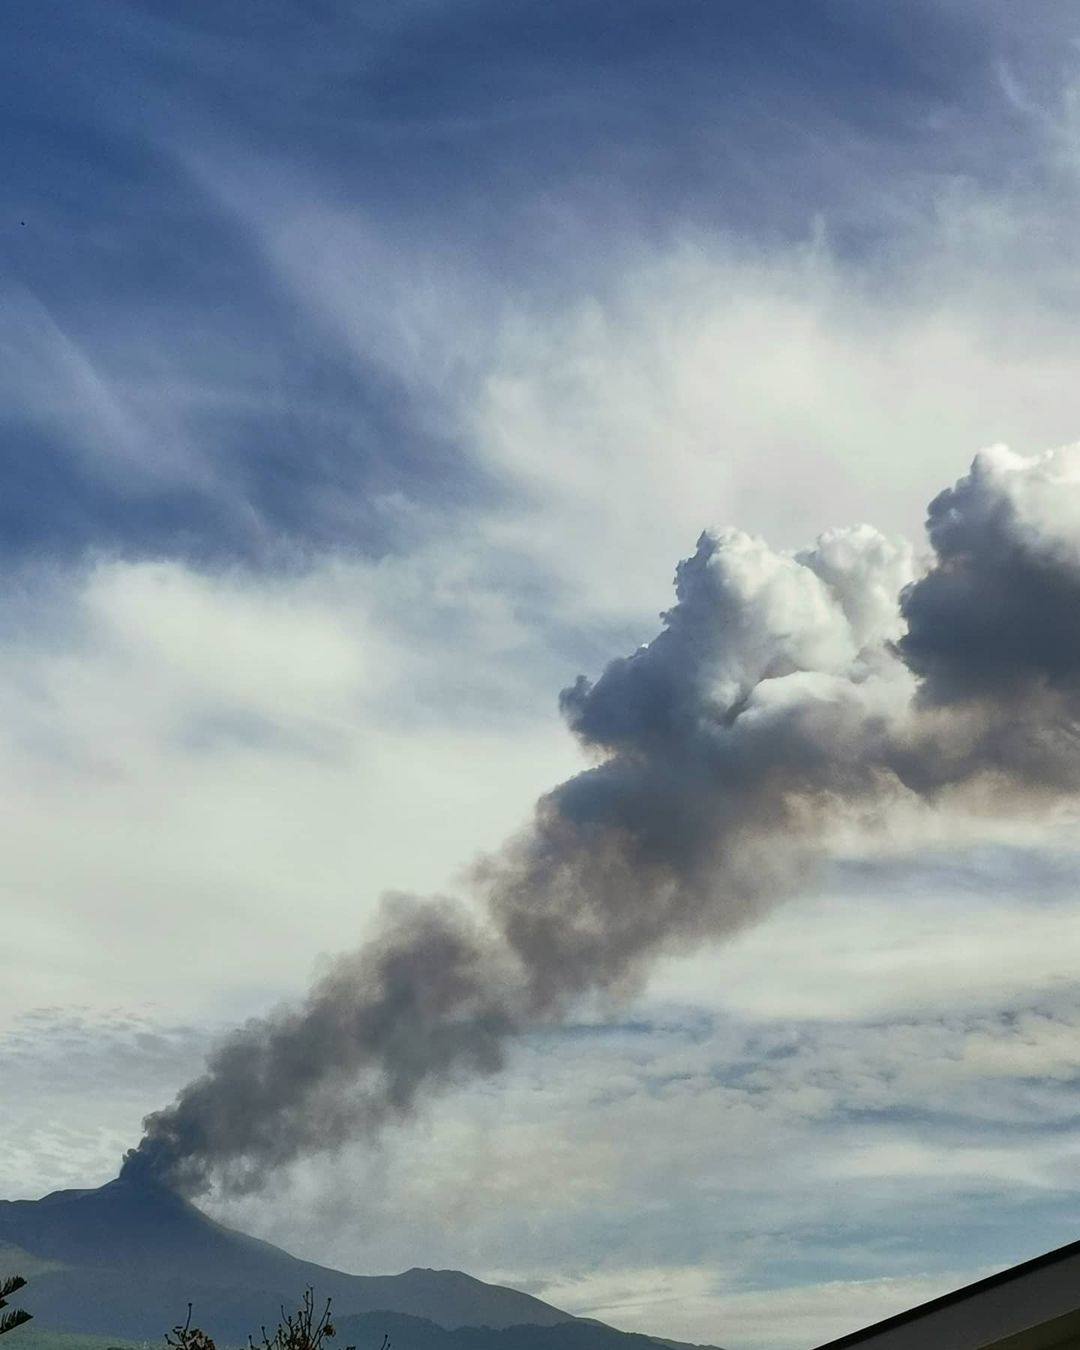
[{"x1": 813, "y1": 1233, "x2": 1080, "y2": 1350}]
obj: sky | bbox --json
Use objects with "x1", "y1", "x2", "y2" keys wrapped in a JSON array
[{"x1": 5, "y1": 3, "x2": 1080, "y2": 1347}]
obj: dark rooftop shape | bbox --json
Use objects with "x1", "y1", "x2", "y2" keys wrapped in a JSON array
[{"x1": 814, "y1": 1234, "x2": 1080, "y2": 1350}]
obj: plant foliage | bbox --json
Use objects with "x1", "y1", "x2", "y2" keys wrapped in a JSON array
[
  {"x1": 166, "y1": 1289, "x2": 384, "y2": 1350},
  {"x1": 249, "y1": 1289, "x2": 360, "y2": 1350},
  {"x1": 0, "y1": 1275, "x2": 32, "y2": 1338},
  {"x1": 165, "y1": 1307, "x2": 216, "y2": 1350}
]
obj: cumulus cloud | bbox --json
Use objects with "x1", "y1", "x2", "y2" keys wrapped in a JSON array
[
  {"x1": 119, "y1": 445, "x2": 1080, "y2": 1199},
  {"x1": 125, "y1": 514, "x2": 916, "y2": 1194},
  {"x1": 902, "y1": 443, "x2": 1080, "y2": 701},
  {"x1": 895, "y1": 443, "x2": 1080, "y2": 799}
]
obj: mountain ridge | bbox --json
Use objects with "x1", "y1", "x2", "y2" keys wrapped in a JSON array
[
  {"x1": 0, "y1": 1175, "x2": 573, "y2": 1339},
  {"x1": 0, "y1": 1176, "x2": 724, "y2": 1349}
]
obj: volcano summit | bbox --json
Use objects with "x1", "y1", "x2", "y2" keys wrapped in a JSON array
[{"x1": 0, "y1": 1170, "x2": 588, "y2": 1343}]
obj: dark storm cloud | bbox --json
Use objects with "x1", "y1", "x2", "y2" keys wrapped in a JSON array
[
  {"x1": 892, "y1": 448, "x2": 1080, "y2": 803},
  {"x1": 901, "y1": 449, "x2": 1080, "y2": 703},
  {"x1": 3, "y1": 0, "x2": 1078, "y2": 566}
]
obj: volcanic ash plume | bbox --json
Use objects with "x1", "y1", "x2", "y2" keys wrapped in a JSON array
[{"x1": 123, "y1": 443, "x2": 1080, "y2": 1196}]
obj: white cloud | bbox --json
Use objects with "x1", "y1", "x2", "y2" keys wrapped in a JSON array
[
  {"x1": 10, "y1": 84, "x2": 1080, "y2": 1350},
  {"x1": 650, "y1": 850, "x2": 1080, "y2": 1022},
  {"x1": 696, "y1": 1271, "x2": 994, "y2": 1350},
  {"x1": 0, "y1": 1008, "x2": 211, "y2": 1198},
  {"x1": 533, "y1": 1266, "x2": 732, "y2": 1346},
  {"x1": 188, "y1": 141, "x2": 1080, "y2": 635},
  {"x1": 0, "y1": 554, "x2": 581, "y2": 1024}
]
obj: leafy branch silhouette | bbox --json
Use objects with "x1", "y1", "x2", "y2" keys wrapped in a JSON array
[
  {"x1": 249, "y1": 1289, "x2": 360, "y2": 1350},
  {"x1": 165, "y1": 1304, "x2": 218, "y2": 1350},
  {"x1": 166, "y1": 1288, "x2": 386, "y2": 1350},
  {"x1": 0, "y1": 1275, "x2": 31, "y2": 1338}
]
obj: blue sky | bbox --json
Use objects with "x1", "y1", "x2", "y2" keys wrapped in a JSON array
[
  {"x1": 6, "y1": 5, "x2": 1080, "y2": 1349},
  {"x1": 4, "y1": 0, "x2": 1078, "y2": 568}
]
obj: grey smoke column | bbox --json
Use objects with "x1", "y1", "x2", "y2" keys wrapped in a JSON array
[{"x1": 125, "y1": 443, "x2": 1080, "y2": 1196}]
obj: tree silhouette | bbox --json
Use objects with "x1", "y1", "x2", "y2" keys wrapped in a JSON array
[
  {"x1": 0, "y1": 1276, "x2": 31, "y2": 1338},
  {"x1": 165, "y1": 1305, "x2": 218, "y2": 1350},
  {"x1": 167, "y1": 1289, "x2": 385, "y2": 1350},
  {"x1": 249, "y1": 1289, "x2": 359, "y2": 1350}
]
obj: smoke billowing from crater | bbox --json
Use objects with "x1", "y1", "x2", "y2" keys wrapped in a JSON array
[{"x1": 124, "y1": 444, "x2": 1080, "y2": 1197}]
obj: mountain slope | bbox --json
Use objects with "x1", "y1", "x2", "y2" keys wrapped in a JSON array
[
  {"x1": 334, "y1": 1311, "x2": 706, "y2": 1350},
  {"x1": 0, "y1": 1174, "x2": 573, "y2": 1341}
]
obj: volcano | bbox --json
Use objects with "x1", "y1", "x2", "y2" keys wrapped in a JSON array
[{"x1": 0, "y1": 1172, "x2": 579, "y2": 1343}]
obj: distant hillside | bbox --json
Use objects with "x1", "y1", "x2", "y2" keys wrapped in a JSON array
[
  {"x1": 334, "y1": 1311, "x2": 710, "y2": 1350},
  {"x1": 0, "y1": 1174, "x2": 571, "y2": 1341},
  {"x1": 7, "y1": 1317, "x2": 720, "y2": 1350},
  {"x1": 0, "y1": 1175, "x2": 724, "y2": 1349}
]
